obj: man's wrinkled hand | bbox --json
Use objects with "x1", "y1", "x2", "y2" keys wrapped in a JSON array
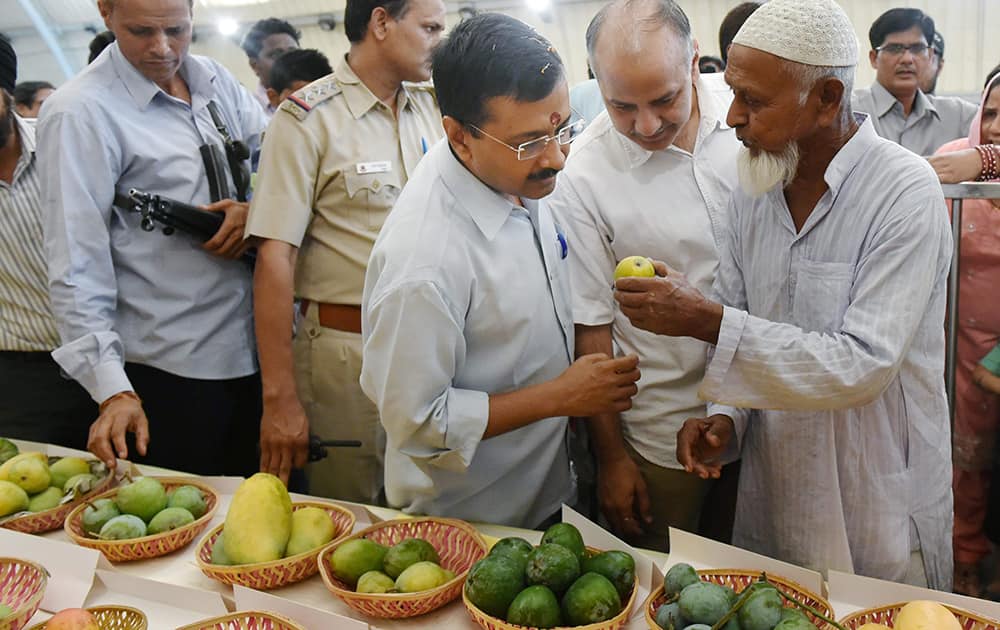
[
  {"x1": 259, "y1": 396, "x2": 310, "y2": 486},
  {"x1": 614, "y1": 261, "x2": 722, "y2": 341},
  {"x1": 203, "y1": 199, "x2": 250, "y2": 259},
  {"x1": 88, "y1": 394, "x2": 149, "y2": 469},
  {"x1": 597, "y1": 453, "x2": 652, "y2": 539},
  {"x1": 676, "y1": 414, "x2": 734, "y2": 480}
]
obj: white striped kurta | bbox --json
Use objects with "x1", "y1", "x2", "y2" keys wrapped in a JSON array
[
  {"x1": 0, "y1": 115, "x2": 60, "y2": 351},
  {"x1": 703, "y1": 115, "x2": 954, "y2": 589}
]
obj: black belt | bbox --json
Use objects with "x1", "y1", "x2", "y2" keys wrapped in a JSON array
[{"x1": 0, "y1": 350, "x2": 53, "y2": 362}]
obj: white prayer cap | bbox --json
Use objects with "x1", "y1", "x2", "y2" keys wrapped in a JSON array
[{"x1": 732, "y1": 0, "x2": 859, "y2": 67}]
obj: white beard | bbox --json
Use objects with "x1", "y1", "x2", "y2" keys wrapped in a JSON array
[{"x1": 736, "y1": 142, "x2": 801, "y2": 198}]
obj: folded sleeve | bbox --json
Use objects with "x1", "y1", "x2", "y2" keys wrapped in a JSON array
[{"x1": 361, "y1": 278, "x2": 490, "y2": 472}]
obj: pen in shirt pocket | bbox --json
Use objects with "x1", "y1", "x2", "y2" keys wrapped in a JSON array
[{"x1": 421, "y1": 137, "x2": 428, "y2": 154}]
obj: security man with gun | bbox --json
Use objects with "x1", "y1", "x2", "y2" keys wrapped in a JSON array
[{"x1": 37, "y1": 0, "x2": 268, "y2": 476}]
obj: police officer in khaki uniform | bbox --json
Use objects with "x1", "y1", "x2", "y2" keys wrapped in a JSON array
[{"x1": 246, "y1": 0, "x2": 446, "y2": 501}]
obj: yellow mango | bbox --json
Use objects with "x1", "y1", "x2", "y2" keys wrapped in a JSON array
[
  {"x1": 0, "y1": 452, "x2": 47, "y2": 482},
  {"x1": 0, "y1": 480, "x2": 29, "y2": 516},
  {"x1": 894, "y1": 601, "x2": 961, "y2": 630},
  {"x1": 285, "y1": 506, "x2": 335, "y2": 556},
  {"x1": 222, "y1": 473, "x2": 292, "y2": 563}
]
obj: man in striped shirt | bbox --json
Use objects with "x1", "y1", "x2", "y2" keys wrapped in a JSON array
[
  {"x1": 615, "y1": 0, "x2": 952, "y2": 589},
  {"x1": 0, "y1": 37, "x2": 96, "y2": 448}
]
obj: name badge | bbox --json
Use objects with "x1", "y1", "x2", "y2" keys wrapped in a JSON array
[{"x1": 356, "y1": 161, "x2": 392, "y2": 174}]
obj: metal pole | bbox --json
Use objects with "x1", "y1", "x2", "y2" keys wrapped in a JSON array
[
  {"x1": 14, "y1": 0, "x2": 77, "y2": 80},
  {"x1": 946, "y1": 198, "x2": 962, "y2": 423}
]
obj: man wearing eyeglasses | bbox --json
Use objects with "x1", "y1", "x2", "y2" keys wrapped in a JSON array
[
  {"x1": 546, "y1": 0, "x2": 742, "y2": 552},
  {"x1": 852, "y1": 9, "x2": 976, "y2": 156},
  {"x1": 360, "y1": 13, "x2": 641, "y2": 528}
]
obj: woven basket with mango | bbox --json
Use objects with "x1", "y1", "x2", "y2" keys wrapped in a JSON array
[
  {"x1": 318, "y1": 516, "x2": 488, "y2": 619},
  {"x1": 0, "y1": 558, "x2": 46, "y2": 630},
  {"x1": 195, "y1": 500, "x2": 355, "y2": 590},
  {"x1": 645, "y1": 565, "x2": 836, "y2": 629},
  {"x1": 26, "y1": 606, "x2": 147, "y2": 630},
  {"x1": 0, "y1": 447, "x2": 117, "y2": 535},
  {"x1": 463, "y1": 521, "x2": 641, "y2": 630},
  {"x1": 838, "y1": 600, "x2": 1000, "y2": 629},
  {"x1": 63, "y1": 476, "x2": 217, "y2": 562},
  {"x1": 176, "y1": 611, "x2": 306, "y2": 630}
]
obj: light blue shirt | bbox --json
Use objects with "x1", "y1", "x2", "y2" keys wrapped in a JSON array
[
  {"x1": 361, "y1": 140, "x2": 576, "y2": 528},
  {"x1": 570, "y1": 78, "x2": 606, "y2": 128},
  {"x1": 37, "y1": 44, "x2": 268, "y2": 403},
  {"x1": 852, "y1": 80, "x2": 977, "y2": 156},
  {"x1": 703, "y1": 115, "x2": 953, "y2": 589}
]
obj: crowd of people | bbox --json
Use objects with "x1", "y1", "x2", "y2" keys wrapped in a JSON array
[{"x1": 3, "y1": 0, "x2": 1000, "y2": 599}]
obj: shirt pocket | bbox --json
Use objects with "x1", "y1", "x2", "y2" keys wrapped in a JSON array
[
  {"x1": 342, "y1": 169, "x2": 403, "y2": 231},
  {"x1": 792, "y1": 260, "x2": 854, "y2": 333}
]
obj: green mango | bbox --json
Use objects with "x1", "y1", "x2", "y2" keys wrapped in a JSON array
[
  {"x1": 211, "y1": 532, "x2": 234, "y2": 565},
  {"x1": 82, "y1": 498, "x2": 120, "y2": 535},
  {"x1": 357, "y1": 570, "x2": 396, "y2": 593},
  {"x1": 383, "y1": 538, "x2": 440, "y2": 578},
  {"x1": 167, "y1": 485, "x2": 207, "y2": 519},
  {"x1": 561, "y1": 572, "x2": 622, "y2": 625},
  {"x1": 63, "y1": 473, "x2": 98, "y2": 495},
  {"x1": 394, "y1": 561, "x2": 449, "y2": 592},
  {"x1": 116, "y1": 477, "x2": 167, "y2": 522},
  {"x1": 0, "y1": 438, "x2": 19, "y2": 464},
  {"x1": 285, "y1": 506, "x2": 335, "y2": 556},
  {"x1": 48, "y1": 457, "x2": 90, "y2": 492},
  {"x1": 147, "y1": 506, "x2": 195, "y2": 534},
  {"x1": 329, "y1": 538, "x2": 388, "y2": 585},
  {"x1": 27, "y1": 486, "x2": 64, "y2": 512},
  {"x1": 0, "y1": 480, "x2": 28, "y2": 517},
  {"x1": 223, "y1": 473, "x2": 292, "y2": 563},
  {"x1": 100, "y1": 514, "x2": 147, "y2": 539}
]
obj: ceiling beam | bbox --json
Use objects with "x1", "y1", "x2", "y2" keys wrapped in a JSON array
[{"x1": 13, "y1": 0, "x2": 78, "y2": 77}]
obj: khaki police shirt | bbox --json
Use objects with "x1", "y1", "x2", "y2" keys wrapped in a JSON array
[{"x1": 246, "y1": 55, "x2": 444, "y2": 305}]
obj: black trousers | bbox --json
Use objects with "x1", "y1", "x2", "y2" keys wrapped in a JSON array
[
  {"x1": 123, "y1": 363, "x2": 261, "y2": 477},
  {"x1": 0, "y1": 351, "x2": 96, "y2": 450}
]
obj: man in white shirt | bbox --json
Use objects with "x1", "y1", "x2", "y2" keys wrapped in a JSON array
[
  {"x1": 616, "y1": 0, "x2": 952, "y2": 588},
  {"x1": 361, "y1": 13, "x2": 640, "y2": 528},
  {"x1": 547, "y1": 0, "x2": 740, "y2": 552}
]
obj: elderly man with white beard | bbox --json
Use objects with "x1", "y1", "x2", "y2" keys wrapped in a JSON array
[{"x1": 613, "y1": 0, "x2": 953, "y2": 589}]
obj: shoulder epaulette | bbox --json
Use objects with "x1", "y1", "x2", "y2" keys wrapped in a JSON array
[{"x1": 279, "y1": 75, "x2": 343, "y2": 121}]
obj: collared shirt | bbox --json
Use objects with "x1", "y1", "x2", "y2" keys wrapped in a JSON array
[
  {"x1": 702, "y1": 115, "x2": 953, "y2": 589},
  {"x1": 0, "y1": 115, "x2": 60, "y2": 351},
  {"x1": 852, "y1": 81, "x2": 977, "y2": 156},
  {"x1": 246, "y1": 55, "x2": 444, "y2": 306},
  {"x1": 361, "y1": 140, "x2": 576, "y2": 529},
  {"x1": 548, "y1": 73, "x2": 740, "y2": 469},
  {"x1": 37, "y1": 43, "x2": 268, "y2": 403}
]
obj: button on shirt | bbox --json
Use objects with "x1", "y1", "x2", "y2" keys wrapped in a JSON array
[
  {"x1": 549, "y1": 73, "x2": 740, "y2": 469},
  {"x1": 361, "y1": 140, "x2": 576, "y2": 529},
  {"x1": 0, "y1": 116, "x2": 60, "y2": 351},
  {"x1": 852, "y1": 81, "x2": 977, "y2": 156},
  {"x1": 38, "y1": 44, "x2": 268, "y2": 403},
  {"x1": 246, "y1": 56, "x2": 444, "y2": 306},
  {"x1": 703, "y1": 115, "x2": 953, "y2": 589}
]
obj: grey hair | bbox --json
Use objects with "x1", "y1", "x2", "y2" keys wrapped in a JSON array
[
  {"x1": 585, "y1": 0, "x2": 694, "y2": 67},
  {"x1": 788, "y1": 63, "x2": 855, "y2": 111}
]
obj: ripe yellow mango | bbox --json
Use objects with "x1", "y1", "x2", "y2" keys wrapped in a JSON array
[
  {"x1": 285, "y1": 506, "x2": 335, "y2": 556},
  {"x1": 894, "y1": 601, "x2": 961, "y2": 630},
  {"x1": 0, "y1": 452, "x2": 47, "y2": 482},
  {"x1": 223, "y1": 473, "x2": 292, "y2": 563}
]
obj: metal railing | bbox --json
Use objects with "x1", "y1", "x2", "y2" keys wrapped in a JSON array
[{"x1": 941, "y1": 182, "x2": 1000, "y2": 420}]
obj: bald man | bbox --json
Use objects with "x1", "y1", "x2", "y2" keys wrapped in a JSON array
[
  {"x1": 548, "y1": 0, "x2": 741, "y2": 551},
  {"x1": 615, "y1": 0, "x2": 952, "y2": 588}
]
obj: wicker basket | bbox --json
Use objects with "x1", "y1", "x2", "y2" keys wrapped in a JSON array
[
  {"x1": 318, "y1": 516, "x2": 488, "y2": 619},
  {"x1": 2, "y1": 464, "x2": 117, "y2": 535},
  {"x1": 26, "y1": 605, "x2": 147, "y2": 630},
  {"x1": 463, "y1": 546, "x2": 638, "y2": 630},
  {"x1": 643, "y1": 568, "x2": 835, "y2": 629},
  {"x1": 839, "y1": 602, "x2": 1000, "y2": 629},
  {"x1": 195, "y1": 500, "x2": 355, "y2": 590},
  {"x1": 63, "y1": 477, "x2": 218, "y2": 562},
  {"x1": 176, "y1": 611, "x2": 306, "y2": 630},
  {"x1": 0, "y1": 558, "x2": 47, "y2": 630}
]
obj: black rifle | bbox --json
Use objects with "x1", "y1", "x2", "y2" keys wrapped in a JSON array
[{"x1": 114, "y1": 188, "x2": 255, "y2": 264}]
